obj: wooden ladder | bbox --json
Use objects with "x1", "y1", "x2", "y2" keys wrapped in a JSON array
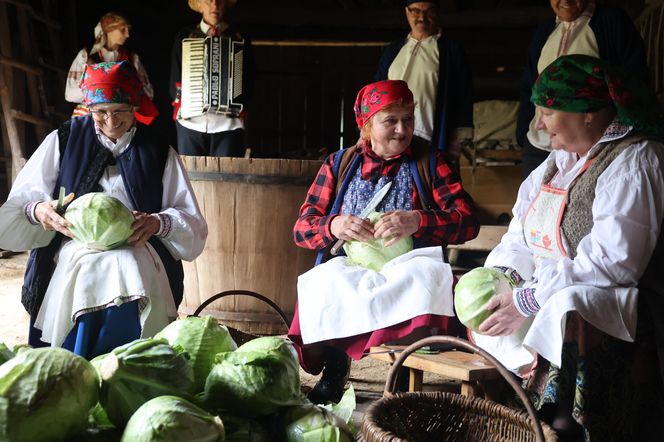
[{"x1": 0, "y1": 0, "x2": 74, "y2": 190}]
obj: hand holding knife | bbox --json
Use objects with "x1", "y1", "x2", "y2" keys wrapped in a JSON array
[{"x1": 330, "y1": 181, "x2": 392, "y2": 255}]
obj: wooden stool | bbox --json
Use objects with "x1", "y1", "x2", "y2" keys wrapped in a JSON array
[{"x1": 368, "y1": 345, "x2": 503, "y2": 400}]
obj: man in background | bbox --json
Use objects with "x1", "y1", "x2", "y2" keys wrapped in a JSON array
[
  {"x1": 375, "y1": 0, "x2": 474, "y2": 164},
  {"x1": 170, "y1": 0, "x2": 254, "y2": 157}
]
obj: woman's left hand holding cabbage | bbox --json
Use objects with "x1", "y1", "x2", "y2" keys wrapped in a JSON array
[
  {"x1": 477, "y1": 291, "x2": 526, "y2": 336},
  {"x1": 373, "y1": 210, "x2": 421, "y2": 247},
  {"x1": 128, "y1": 211, "x2": 160, "y2": 247}
]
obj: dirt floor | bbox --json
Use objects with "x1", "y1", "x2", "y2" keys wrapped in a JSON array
[{"x1": 0, "y1": 251, "x2": 462, "y2": 431}]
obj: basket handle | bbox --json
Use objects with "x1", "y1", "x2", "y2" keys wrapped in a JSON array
[
  {"x1": 384, "y1": 335, "x2": 545, "y2": 442},
  {"x1": 190, "y1": 290, "x2": 291, "y2": 329}
]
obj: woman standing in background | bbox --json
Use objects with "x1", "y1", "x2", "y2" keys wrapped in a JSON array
[{"x1": 65, "y1": 12, "x2": 158, "y2": 125}]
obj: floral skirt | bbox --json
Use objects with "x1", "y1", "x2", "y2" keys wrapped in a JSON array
[{"x1": 524, "y1": 308, "x2": 664, "y2": 441}]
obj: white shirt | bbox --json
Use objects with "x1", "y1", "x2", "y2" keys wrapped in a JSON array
[
  {"x1": 388, "y1": 33, "x2": 440, "y2": 141},
  {"x1": 0, "y1": 125, "x2": 208, "y2": 344},
  {"x1": 527, "y1": 3, "x2": 599, "y2": 150},
  {"x1": 485, "y1": 128, "x2": 664, "y2": 309},
  {"x1": 0, "y1": 126, "x2": 207, "y2": 261},
  {"x1": 176, "y1": 20, "x2": 244, "y2": 134}
]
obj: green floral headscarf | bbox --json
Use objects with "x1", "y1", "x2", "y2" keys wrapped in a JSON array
[{"x1": 531, "y1": 54, "x2": 664, "y2": 138}]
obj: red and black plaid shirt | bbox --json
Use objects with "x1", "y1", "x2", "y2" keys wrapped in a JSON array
[{"x1": 293, "y1": 144, "x2": 479, "y2": 250}]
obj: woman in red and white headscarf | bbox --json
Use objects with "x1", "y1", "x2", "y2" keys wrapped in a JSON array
[
  {"x1": 289, "y1": 79, "x2": 479, "y2": 404},
  {"x1": 65, "y1": 12, "x2": 158, "y2": 124},
  {"x1": 0, "y1": 61, "x2": 207, "y2": 359}
]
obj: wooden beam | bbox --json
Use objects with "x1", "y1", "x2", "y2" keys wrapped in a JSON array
[
  {"x1": 232, "y1": 6, "x2": 551, "y2": 30},
  {"x1": 10, "y1": 109, "x2": 50, "y2": 127},
  {"x1": 0, "y1": 0, "x2": 60, "y2": 29},
  {"x1": 0, "y1": 71, "x2": 26, "y2": 179},
  {"x1": 0, "y1": 55, "x2": 41, "y2": 75}
]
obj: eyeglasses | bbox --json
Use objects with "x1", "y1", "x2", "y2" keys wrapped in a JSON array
[
  {"x1": 406, "y1": 6, "x2": 438, "y2": 17},
  {"x1": 89, "y1": 109, "x2": 134, "y2": 120}
]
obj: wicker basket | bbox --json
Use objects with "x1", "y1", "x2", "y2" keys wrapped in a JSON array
[
  {"x1": 360, "y1": 336, "x2": 558, "y2": 442},
  {"x1": 191, "y1": 290, "x2": 290, "y2": 345}
]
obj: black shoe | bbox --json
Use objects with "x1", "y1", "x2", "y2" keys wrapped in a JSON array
[
  {"x1": 308, "y1": 377, "x2": 346, "y2": 404},
  {"x1": 307, "y1": 346, "x2": 350, "y2": 404}
]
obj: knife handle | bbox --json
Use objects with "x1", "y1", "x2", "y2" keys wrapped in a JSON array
[{"x1": 330, "y1": 238, "x2": 345, "y2": 256}]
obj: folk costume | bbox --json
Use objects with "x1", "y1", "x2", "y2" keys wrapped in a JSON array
[
  {"x1": 169, "y1": 0, "x2": 254, "y2": 157},
  {"x1": 289, "y1": 80, "x2": 479, "y2": 403},
  {"x1": 374, "y1": 10, "x2": 473, "y2": 156},
  {"x1": 0, "y1": 62, "x2": 207, "y2": 359},
  {"x1": 65, "y1": 13, "x2": 158, "y2": 125},
  {"x1": 516, "y1": 2, "x2": 649, "y2": 178},
  {"x1": 478, "y1": 55, "x2": 664, "y2": 440}
]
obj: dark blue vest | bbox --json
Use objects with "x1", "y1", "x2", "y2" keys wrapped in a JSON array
[{"x1": 22, "y1": 116, "x2": 184, "y2": 318}]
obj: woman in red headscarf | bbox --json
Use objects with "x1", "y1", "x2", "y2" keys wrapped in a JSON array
[
  {"x1": 289, "y1": 79, "x2": 479, "y2": 404},
  {"x1": 65, "y1": 12, "x2": 158, "y2": 124},
  {"x1": 0, "y1": 61, "x2": 207, "y2": 359}
]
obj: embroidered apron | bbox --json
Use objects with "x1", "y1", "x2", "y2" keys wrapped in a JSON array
[
  {"x1": 523, "y1": 160, "x2": 594, "y2": 260},
  {"x1": 473, "y1": 157, "x2": 638, "y2": 372}
]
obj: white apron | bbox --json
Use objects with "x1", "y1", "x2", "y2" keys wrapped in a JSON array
[
  {"x1": 473, "y1": 161, "x2": 638, "y2": 373},
  {"x1": 297, "y1": 247, "x2": 455, "y2": 345},
  {"x1": 34, "y1": 239, "x2": 177, "y2": 347}
]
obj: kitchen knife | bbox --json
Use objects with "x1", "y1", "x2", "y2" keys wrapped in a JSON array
[
  {"x1": 330, "y1": 181, "x2": 393, "y2": 256},
  {"x1": 55, "y1": 186, "x2": 66, "y2": 215}
]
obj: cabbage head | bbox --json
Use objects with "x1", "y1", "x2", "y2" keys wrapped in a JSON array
[
  {"x1": 121, "y1": 395, "x2": 224, "y2": 442},
  {"x1": 94, "y1": 338, "x2": 194, "y2": 427},
  {"x1": 343, "y1": 212, "x2": 413, "y2": 272},
  {"x1": 155, "y1": 316, "x2": 237, "y2": 392},
  {"x1": 202, "y1": 336, "x2": 305, "y2": 417},
  {"x1": 0, "y1": 347, "x2": 99, "y2": 442},
  {"x1": 0, "y1": 343, "x2": 14, "y2": 365},
  {"x1": 454, "y1": 267, "x2": 514, "y2": 332},
  {"x1": 64, "y1": 192, "x2": 134, "y2": 250},
  {"x1": 283, "y1": 403, "x2": 354, "y2": 442}
]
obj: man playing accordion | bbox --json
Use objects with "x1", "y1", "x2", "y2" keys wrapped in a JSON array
[{"x1": 169, "y1": 0, "x2": 254, "y2": 157}]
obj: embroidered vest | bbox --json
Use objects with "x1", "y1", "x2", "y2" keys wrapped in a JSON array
[{"x1": 541, "y1": 134, "x2": 647, "y2": 258}]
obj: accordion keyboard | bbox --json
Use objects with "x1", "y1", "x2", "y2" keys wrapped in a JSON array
[{"x1": 181, "y1": 38, "x2": 206, "y2": 119}]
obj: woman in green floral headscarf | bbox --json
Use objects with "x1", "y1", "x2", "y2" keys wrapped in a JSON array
[{"x1": 470, "y1": 54, "x2": 664, "y2": 440}]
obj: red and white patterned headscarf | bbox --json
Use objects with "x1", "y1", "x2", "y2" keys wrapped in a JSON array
[
  {"x1": 353, "y1": 80, "x2": 414, "y2": 128},
  {"x1": 80, "y1": 61, "x2": 158, "y2": 124}
]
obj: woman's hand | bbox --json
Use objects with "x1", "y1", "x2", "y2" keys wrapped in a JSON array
[
  {"x1": 477, "y1": 291, "x2": 527, "y2": 336},
  {"x1": 128, "y1": 212, "x2": 161, "y2": 247},
  {"x1": 373, "y1": 210, "x2": 421, "y2": 247},
  {"x1": 330, "y1": 214, "x2": 374, "y2": 242},
  {"x1": 34, "y1": 193, "x2": 75, "y2": 238}
]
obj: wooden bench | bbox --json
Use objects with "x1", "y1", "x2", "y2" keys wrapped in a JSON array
[
  {"x1": 368, "y1": 345, "x2": 503, "y2": 400},
  {"x1": 447, "y1": 225, "x2": 507, "y2": 274}
]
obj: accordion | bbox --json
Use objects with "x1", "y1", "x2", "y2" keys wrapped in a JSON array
[{"x1": 180, "y1": 36, "x2": 244, "y2": 119}]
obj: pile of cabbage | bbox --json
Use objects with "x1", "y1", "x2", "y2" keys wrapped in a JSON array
[
  {"x1": 0, "y1": 315, "x2": 356, "y2": 441},
  {"x1": 64, "y1": 192, "x2": 135, "y2": 251}
]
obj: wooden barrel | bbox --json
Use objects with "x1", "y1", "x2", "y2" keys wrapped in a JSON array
[{"x1": 179, "y1": 156, "x2": 322, "y2": 335}]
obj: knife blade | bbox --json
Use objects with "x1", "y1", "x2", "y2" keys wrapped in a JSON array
[
  {"x1": 55, "y1": 186, "x2": 66, "y2": 215},
  {"x1": 330, "y1": 181, "x2": 393, "y2": 255}
]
